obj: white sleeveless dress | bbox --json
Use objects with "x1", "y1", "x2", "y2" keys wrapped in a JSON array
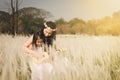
[{"x1": 29, "y1": 47, "x2": 54, "y2": 80}]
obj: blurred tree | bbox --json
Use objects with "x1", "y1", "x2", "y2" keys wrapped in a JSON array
[
  {"x1": 55, "y1": 18, "x2": 67, "y2": 25},
  {"x1": 86, "y1": 19, "x2": 98, "y2": 35},
  {"x1": 0, "y1": 0, "x2": 23, "y2": 36},
  {"x1": 68, "y1": 18, "x2": 85, "y2": 27},
  {"x1": 19, "y1": 7, "x2": 51, "y2": 34},
  {"x1": 112, "y1": 10, "x2": 120, "y2": 19},
  {"x1": 0, "y1": 6, "x2": 52, "y2": 35},
  {"x1": 10, "y1": 0, "x2": 23, "y2": 36},
  {"x1": 19, "y1": 7, "x2": 52, "y2": 20},
  {"x1": 0, "y1": 11, "x2": 11, "y2": 33}
]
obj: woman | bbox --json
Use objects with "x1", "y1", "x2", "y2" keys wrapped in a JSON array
[{"x1": 22, "y1": 21, "x2": 57, "y2": 80}]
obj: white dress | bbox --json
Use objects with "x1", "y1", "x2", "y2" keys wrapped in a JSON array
[{"x1": 29, "y1": 47, "x2": 54, "y2": 80}]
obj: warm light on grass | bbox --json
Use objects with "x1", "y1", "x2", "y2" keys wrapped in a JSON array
[{"x1": 0, "y1": 34, "x2": 120, "y2": 80}]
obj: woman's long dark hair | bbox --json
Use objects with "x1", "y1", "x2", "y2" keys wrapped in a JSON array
[{"x1": 39, "y1": 21, "x2": 56, "y2": 51}]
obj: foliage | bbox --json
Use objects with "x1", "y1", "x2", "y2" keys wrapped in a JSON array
[
  {"x1": 0, "y1": 11, "x2": 11, "y2": 34},
  {"x1": 55, "y1": 11, "x2": 120, "y2": 35},
  {"x1": 1, "y1": 7, "x2": 120, "y2": 35},
  {"x1": 0, "y1": 7, "x2": 51, "y2": 35}
]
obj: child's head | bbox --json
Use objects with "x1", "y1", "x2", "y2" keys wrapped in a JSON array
[{"x1": 32, "y1": 31, "x2": 42, "y2": 47}]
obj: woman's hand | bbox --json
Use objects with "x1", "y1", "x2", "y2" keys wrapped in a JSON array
[{"x1": 56, "y1": 48, "x2": 66, "y2": 53}]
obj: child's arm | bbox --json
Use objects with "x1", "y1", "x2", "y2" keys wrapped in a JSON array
[{"x1": 22, "y1": 35, "x2": 37, "y2": 59}]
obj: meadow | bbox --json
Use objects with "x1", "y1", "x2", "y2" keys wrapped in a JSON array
[{"x1": 0, "y1": 34, "x2": 120, "y2": 80}]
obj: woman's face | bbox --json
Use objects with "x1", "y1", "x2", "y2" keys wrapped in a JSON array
[
  {"x1": 36, "y1": 37, "x2": 42, "y2": 47},
  {"x1": 43, "y1": 27, "x2": 53, "y2": 37}
]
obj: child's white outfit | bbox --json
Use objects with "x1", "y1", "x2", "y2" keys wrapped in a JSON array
[{"x1": 29, "y1": 47, "x2": 54, "y2": 80}]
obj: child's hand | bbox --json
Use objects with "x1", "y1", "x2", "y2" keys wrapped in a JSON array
[
  {"x1": 37, "y1": 52, "x2": 50, "y2": 63},
  {"x1": 42, "y1": 52, "x2": 49, "y2": 59},
  {"x1": 32, "y1": 52, "x2": 51, "y2": 64},
  {"x1": 32, "y1": 56, "x2": 39, "y2": 64}
]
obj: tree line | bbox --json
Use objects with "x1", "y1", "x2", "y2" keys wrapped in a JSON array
[
  {"x1": 0, "y1": 0, "x2": 120, "y2": 36},
  {"x1": 0, "y1": 7, "x2": 51, "y2": 35},
  {"x1": 0, "y1": 0, "x2": 51, "y2": 36},
  {"x1": 56, "y1": 11, "x2": 120, "y2": 36}
]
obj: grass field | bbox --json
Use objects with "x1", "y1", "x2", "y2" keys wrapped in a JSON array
[{"x1": 0, "y1": 34, "x2": 120, "y2": 80}]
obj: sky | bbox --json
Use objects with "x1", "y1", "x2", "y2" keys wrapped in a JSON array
[{"x1": 0, "y1": 0, "x2": 120, "y2": 21}]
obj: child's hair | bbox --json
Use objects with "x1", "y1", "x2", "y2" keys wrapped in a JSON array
[{"x1": 32, "y1": 31, "x2": 42, "y2": 48}]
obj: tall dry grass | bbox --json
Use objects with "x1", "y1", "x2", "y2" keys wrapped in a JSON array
[{"x1": 0, "y1": 34, "x2": 120, "y2": 80}]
